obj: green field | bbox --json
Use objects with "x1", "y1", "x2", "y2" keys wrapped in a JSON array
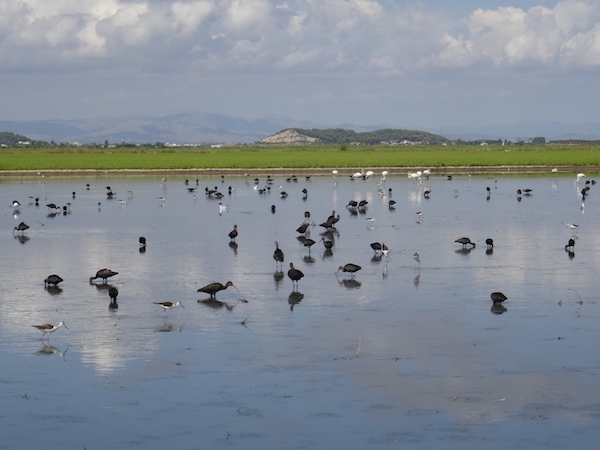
[{"x1": 1, "y1": 144, "x2": 600, "y2": 172}]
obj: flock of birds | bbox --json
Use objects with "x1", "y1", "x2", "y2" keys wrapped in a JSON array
[{"x1": 13, "y1": 168, "x2": 594, "y2": 340}]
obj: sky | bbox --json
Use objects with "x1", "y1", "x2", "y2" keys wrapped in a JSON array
[{"x1": 1, "y1": 0, "x2": 600, "y2": 129}]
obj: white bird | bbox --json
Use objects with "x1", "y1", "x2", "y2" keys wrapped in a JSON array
[
  {"x1": 413, "y1": 252, "x2": 421, "y2": 268},
  {"x1": 351, "y1": 170, "x2": 364, "y2": 179},
  {"x1": 423, "y1": 168, "x2": 431, "y2": 179},
  {"x1": 364, "y1": 170, "x2": 374, "y2": 180},
  {"x1": 576, "y1": 173, "x2": 586, "y2": 183},
  {"x1": 566, "y1": 223, "x2": 579, "y2": 234},
  {"x1": 332, "y1": 169, "x2": 338, "y2": 181},
  {"x1": 381, "y1": 170, "x2": 389, "y2": 181},
  {"x1": 12, "y1": 200, "x2": 20, "y2": 209},
  {"x1": 218, "y1": 202, "x2": 228, "y2": 214}
]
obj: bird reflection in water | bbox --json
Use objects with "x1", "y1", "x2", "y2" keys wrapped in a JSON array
[
  {"x1": 491, "y1": 303, "x2": 507, "y2": 315},
  {"x1": 13, "y1": 234, "x2": 30, "y2": 244},
  {"x1": 322, "y1": 249, "x2": 333, "y2": 259},
  {"x1": 198, "y1": 298, "x2": 248, "y2": 311},
  {"x1": 157, "y1": 320, "x2": 183, "y2": 333},
  {"x1": 337, "y1": 278, "x2": 361, "y2": 289},
  {"x1": 45, "y1": 285, "x2": 63, "y2": 296},
  {"x1": 229, "y1": 241, "x2": 238, "y2": 255},
  {"x1": 303, "y1": 255, "x2": 316, "y2": 264},
  {"x1": 455, "y1": 247, "x2": 474, "y2": 255},
  {"x1": 413, "y1": 272, "x2": 420, "y2": 288},
  {"x1": 273, "y1": 270, "x2": 284, "y2": 288},
  {"x1": 288, "y1": 291, "x2": 304, "y2": 311},
  {"x1": 36, "y1": 345, "x2": 68, "y2": 358}
]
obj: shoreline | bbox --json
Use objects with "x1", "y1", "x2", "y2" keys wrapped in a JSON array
[
  {"x1": 0, "y1": 165, "x2": 600, "y2": 178},
  {"x1": 0, "y1": 165, "x2": 598, "y2": 178}
]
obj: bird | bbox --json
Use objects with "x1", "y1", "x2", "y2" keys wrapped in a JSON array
[
  {"x1": 108, "y1": 286, "x2": 118, "y2": 301},
  {"x1": 197, "y1": 281, "x2": 239, "y2": 299},
  {"x1": 89, "y1": 268, "x2": 118, "y2": 283},
  {"x1": 337, "y1": 263, "x2": 361, "y2": 278},
  {"x1": 296, "y1": 222, "x2": 309, "y2": 234},
  {"x1": 44, "y1": 274, "x2": 63, "y2": 287},
  {"x1": 13, "y1": 222, "x2": 29, "y2": 233},
  {"x1": 139, "y1": 236, "x2": 146, "y2": 246},
  {"x1": 486, "y1": 238, "x2": 494, "y2": 249},
  {"x1": 370, "y1": 242, "x2": 383, "y2": 253},
  {"x1": 576, "y1": 173, "x2": 586, "y2": 183},
  {"x1": 302, "y1": 238, "x2": 316, "y2": 253},
  {"x1": 32, "y1": 321, "x2": 68, "y2": 340},
  {"x1": 154, "y1": 301, "x2": 184, "y2": 317},
  {"x1": 565, "y1": 238, "x2": 575, "y2": 251},
  {"x1": 490, "y1": 292, "x2": 507, "y2": 304},
  {"x1": 11, "y1": 200, "x2": 20, "y2": 209},
  {"x1": 288, "y1": 263, "x2": 304, "y2": 289},
  {"x1": 218, "y1": 202, "x2": 228, "y2": 214},
  {"x1": 566, "y1": 223, "x2": 579, "y2": 234},
  {"x1": 319, "y1": 237, "x2": 334, "y2": 250},
  {"x1": 229, "y1": 224, "x2": 238, "y2": 241},
  {"x1": 413, "y1": 252, "x2": 421, "y2": 267},
  {"x1": 332, "y1": 169, "x2": 338, "y2": 181},
  {"x1": 455, "y1": 237, "x2": 476, "y2": 248},
  {"x1": 273, "y1": 241, "x2": 284, "y2": 268}
]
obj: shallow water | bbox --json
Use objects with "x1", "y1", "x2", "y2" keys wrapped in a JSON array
[{"x1": 1, "y1": 172, "x2": 600, "y2": 449}]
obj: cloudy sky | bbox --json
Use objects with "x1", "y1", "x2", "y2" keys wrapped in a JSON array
[{"x1": 1, "y1": 0, "x2": 599, "y2": 129}]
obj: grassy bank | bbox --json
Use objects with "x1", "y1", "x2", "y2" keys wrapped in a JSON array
[{"x1": 1, "y1": 144, "x2": 600, "y2": 172}]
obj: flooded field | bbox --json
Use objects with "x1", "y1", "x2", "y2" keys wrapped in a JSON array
[{"x1": 1, "y1": 170, "x2": 600, "y2": 449}]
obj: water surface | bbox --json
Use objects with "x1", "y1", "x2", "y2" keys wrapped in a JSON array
[{"x1": 1, "y1": 171, "x2": 600, "y2": 449}]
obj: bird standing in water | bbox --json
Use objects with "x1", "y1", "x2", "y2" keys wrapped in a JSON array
[
  {"x1": 90, "y1": 268, "x2": 118, "y2": 283},
  {"x1": 273, "y1": 241, "x2": 284, "y2": 269},
  {"x1": 32, "y1": 321, "x2": 68, "y2": 341},
  {"x1": 337, "y1": 263, "x2": 361, "y2": 279},
  {"x1": 44, "y1": 274, "x2": 63, "y2": 286},
  {"x1": 229, "y1": 224, "x2": 238, "y2": 241},
  {"x1": 197, "y1": 281, "x2": 239, "y2": 299},
  {"x1": 288, "y1": 263, "x2": 304, "y2": 290},
  {"x1": 154, "y1": 301, "x2": 184, "y2": 317}
]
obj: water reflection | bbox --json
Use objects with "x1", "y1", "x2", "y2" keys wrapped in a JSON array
[
  {"x1": 35, "y1": 345, "x2": 68, "y2": 358},
  {"x1": 288, "y1": 291, "x2": 304, "y2": 311},
  {"x1": 44, "y1": 285, "x2": 63, "y2": 296}
]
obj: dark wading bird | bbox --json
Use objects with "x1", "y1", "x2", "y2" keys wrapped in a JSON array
[
  {"x1": 490, "y1": 292, "x2": 507, "y2": 304},
  {"x1": 13, "y1": 222, "x2": 29, "y2": 233},
  {"x1": 296, "y1": 222, "x2": 310, "y2": 234},
  {"x1": 228, "y1": 224, "x2": 238, "y2": 241},
  {"x1": 370, "y1": 242, "x2": 383, "y2": 253},
  {"x1": 288, "y1": 263, "x2": 304, "y2": 290},
  {"x1": 32, "y1": 321, "x2": 68, "y2": 340},
  {"x1": 154, "y1": 301, "x2": 184, "y2": 317},
  {"x1": 109, "y1": 287, "x2": 119, "y2": 310},
  {"x1": 139, "y1": 236, "x2": 146, "y2": 246},
  {"x1": 455, "y1": 237, "x2": 476, "y2": 248},
  {"x1": 565, "y1": 238, "x2": 575, "y2": 251},
  {"x1": 337, "y1": 263, "x2": 361, "y2": 279},
  {"x1": 44, "y1": 274, "x2": 63, "y2": 287},
  {"x1": 90, "y1": 268, "x2": 119, "y2": 284},
  {"x1": 486, "y1": 238, "x2": 494, "y2": 249},
  {"x1": 273, "y1": 241, "x2": 284, "y2": 268},
  {"x1": 197, "y1": 281, "x2": 239, "y2": 299}
]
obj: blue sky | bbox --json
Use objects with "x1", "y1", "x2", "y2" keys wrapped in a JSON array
[{"x1": 1, "y1": 0, "x2": 599, "y2": 130}]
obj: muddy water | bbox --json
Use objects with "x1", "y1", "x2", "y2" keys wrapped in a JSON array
[{"x1": 1, "y1": 172, "x2": 600, "y2": 449}]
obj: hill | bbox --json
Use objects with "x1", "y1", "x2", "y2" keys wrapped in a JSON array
[{"x1": 258, "y1": 128, "x2": 450, "y2": 145}]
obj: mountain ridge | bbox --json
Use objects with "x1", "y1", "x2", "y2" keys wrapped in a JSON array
[{"x1": 0, "y1": 112, "x2": 599, "y2": 144}]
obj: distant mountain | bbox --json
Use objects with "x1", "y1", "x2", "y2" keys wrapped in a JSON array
[
  {"x1": 0, "y1": 113, "x2": 324, "y2": 145},
  {"x1": 0, "y1": 113, "x2": 598, "y2": 144}
]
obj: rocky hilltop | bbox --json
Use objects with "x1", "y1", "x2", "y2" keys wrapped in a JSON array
[{"x1": 258, "y1": 128, "x2": 319, "y2": 145}]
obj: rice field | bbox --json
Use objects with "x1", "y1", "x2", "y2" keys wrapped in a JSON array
[{"x1": 1, "y1": 144, "x2": 600, "y2": 171}]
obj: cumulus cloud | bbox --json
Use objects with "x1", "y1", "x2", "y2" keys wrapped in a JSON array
[{"x1": 430, "y1": 0, "x2": 600, "y2": 68}]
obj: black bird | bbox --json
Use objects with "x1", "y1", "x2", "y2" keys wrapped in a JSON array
[
  {"x1": 337, "y1": 263, "x2": 361, "y2": 279},
  {"x1": 13, "y1": 222, "x2": 29, "y2": 233},
  {"x1": 229, "y1": 224, "x2": 238, "y2": 241},
  {"x1": 296, "y1": 222, "x2": 309, "y2": 234},
  {"x1": 288, "y1": 263, "x2": 304, "y2": 290},
  {"x1": 490, "y1": 292, "x2": 507, "y2": 304},
  {"x1": 370, "y1": 242, "x2": 383, "y2": 253},
  {"x1": 139, "y1": 236, "x2": 146, "y2": 246},
  {"x1": 273, "y1": 241, "x2": 284, "y2": 268},
  {"x1": 302, "y1": 238, "x2": 316, "y2": 253},
  {"x1": 565, "y1": 238, "x2": 575, "y2": 251},
  {"x1": 455, "y1": 237, "x2": 476, "y2": 248},
  {"x1": 44, "y1": 274, "x2": 63, "y2": 286},
  {"x1": 108, "y1": 286, "x2": 118, "y2": 302},
  {"x1": 90, "y1": 268, "x2": 118, "y2": 283},
  {"x1": 486, "y1": 238, "x2": 494, "y2": 249},
  {"x1": 347, "y1": 200, "x2": 358, "y2": 208},
  {"x1": 319, "y1": 237, "x2": 334, "y2": 250},
  {"x1": 197, "y1": 281, "x2": 239, "y2": 299}
]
